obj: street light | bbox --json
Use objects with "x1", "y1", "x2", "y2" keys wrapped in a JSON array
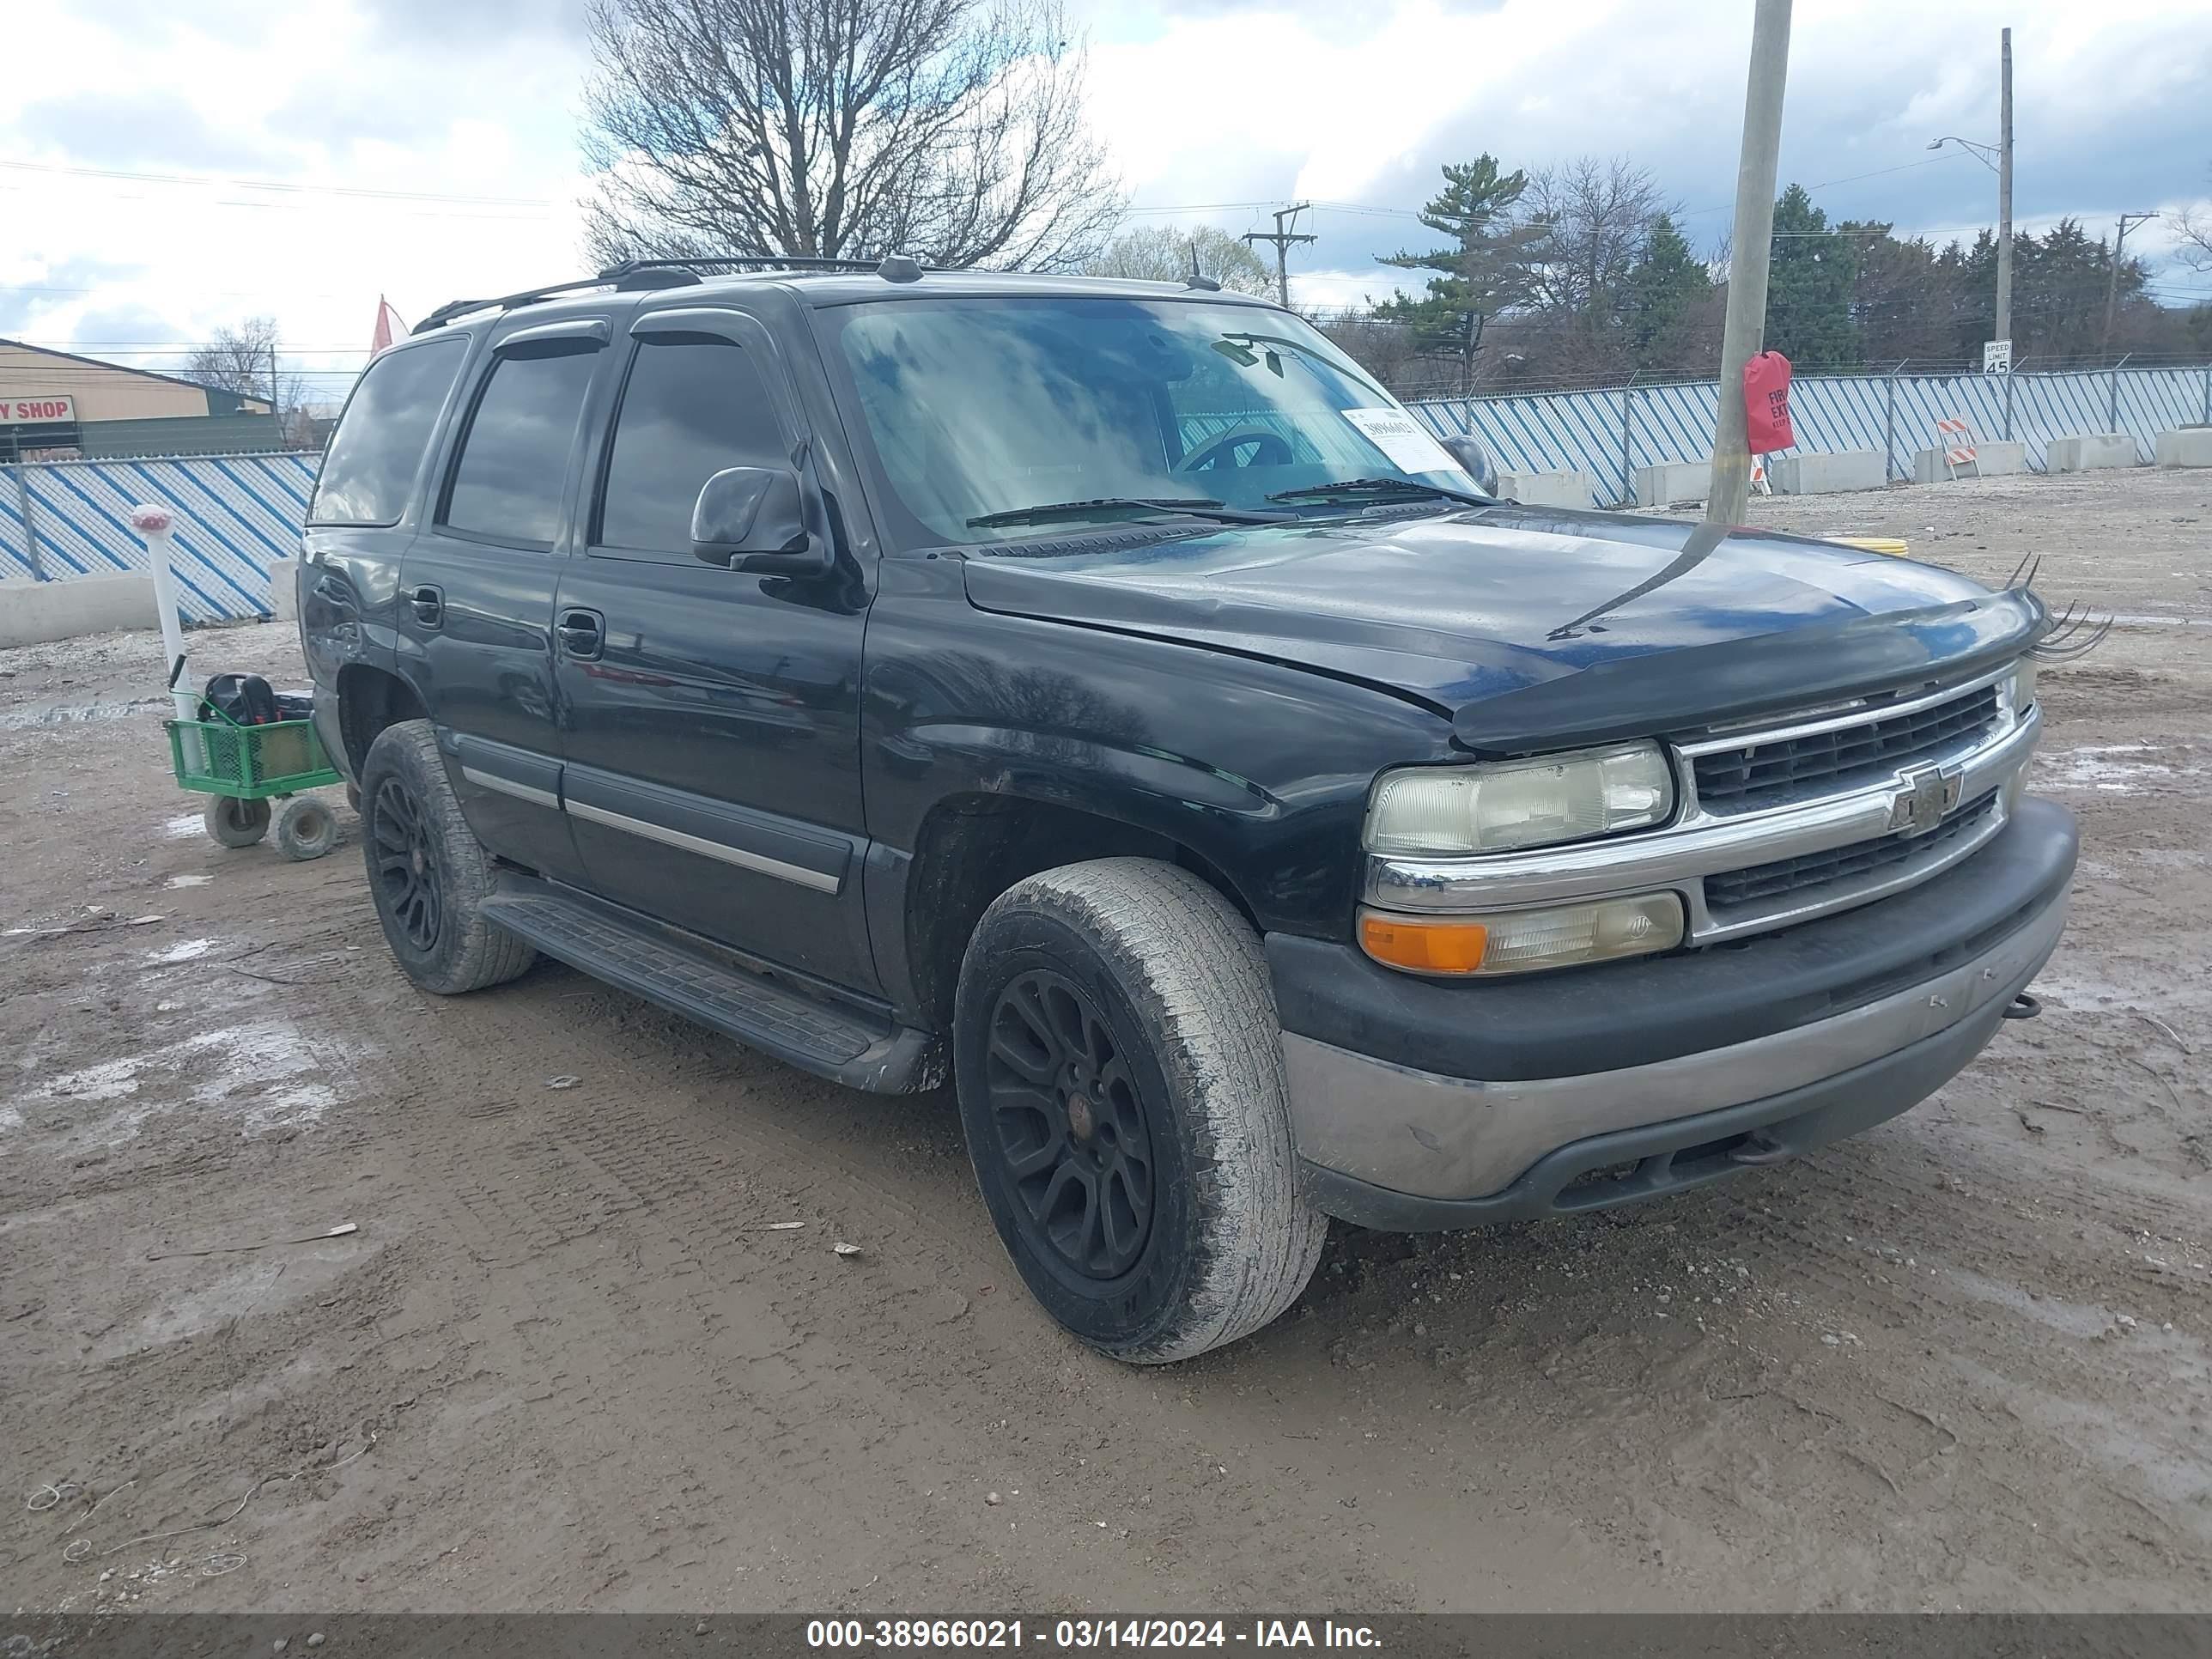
[
  {"x1": 1926, "y1": 29, "x2": 2014, "y2": 359},
  {"x1": 1927, "y1": 136, "x2": 1998, "y2": 172}
]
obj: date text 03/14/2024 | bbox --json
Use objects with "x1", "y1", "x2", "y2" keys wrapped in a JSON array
[{"x1": 804, "y1": 1620, "x2": 1383, "y2": 1649}]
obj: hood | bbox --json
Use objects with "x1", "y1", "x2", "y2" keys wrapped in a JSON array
[{"x1": 959, "y1": 503, "x2": 2046, "y2": 755}]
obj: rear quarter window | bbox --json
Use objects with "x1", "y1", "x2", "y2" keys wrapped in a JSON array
[
  {"x1": 309, "y1": 335, "x2": 469, "y2": 526},
  {"x1": 439, "y1": 343, "x2": 601, "y2": 546}
]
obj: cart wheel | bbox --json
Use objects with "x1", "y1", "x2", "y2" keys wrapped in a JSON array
[
  {"x1": 204, "y1": 796, "x2": 270, "y2": 848},
  {"x1": 276, "y1": 796, "x2": 338, "y2": 862}
]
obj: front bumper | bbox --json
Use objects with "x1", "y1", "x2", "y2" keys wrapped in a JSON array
[{"x1": 1272, "y1": 797, "x2": 2076, "y2": 1229}]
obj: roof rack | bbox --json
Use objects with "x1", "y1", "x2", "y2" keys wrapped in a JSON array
[
  {"x1": 412, "y1": 276, "x2": 617, "y2": 334},
  {"x1": 412, "y1": 253, "x2": 941, "y2": 335},
  {"x1": 599, "y1": 255, "x2": 887, "y2": 279}
]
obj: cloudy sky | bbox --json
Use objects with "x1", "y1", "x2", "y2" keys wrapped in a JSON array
[{"x1": 4, "y1": 0, "x2": 2209, "y2": 404}]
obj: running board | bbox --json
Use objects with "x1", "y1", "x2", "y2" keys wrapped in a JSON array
[{"x1": 480, "y1": 885, "x2": 941, "y2": 1094}]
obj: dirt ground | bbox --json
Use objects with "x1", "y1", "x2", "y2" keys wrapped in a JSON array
[{"x1": 3, "y1": 468, "x2": 2209, "y2": 1616}]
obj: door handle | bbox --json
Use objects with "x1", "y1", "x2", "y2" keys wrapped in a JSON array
[
  {"x1": 407, "y1": 583, "x2": 445, "y2": 628},
  {"x1": 557, "y1": 607, "x2": 605, "y2": 660}
]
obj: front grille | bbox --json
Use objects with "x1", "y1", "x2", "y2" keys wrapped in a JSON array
[
  {"x1": 1694, "y1": 684, "x2": 2000, "y2": 807},
  {"x1": 1704, "y1": 791, "x2": 1999, "y2": 912}
]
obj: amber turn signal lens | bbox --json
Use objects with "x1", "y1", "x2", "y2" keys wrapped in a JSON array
[
  {"x1": 1358, "y1": 913, "x2": 1491, "y2": 975},
  {"x1": 1359, "y1": 893, "x2": 1685, "y2": 977}
]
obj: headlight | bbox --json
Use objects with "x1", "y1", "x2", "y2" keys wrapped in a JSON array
[
  {"x1": 2005, "y1": 657, "x2": 2037, "y2": 715},
  {"x1": 1359, "y1": 893, "x2": 1685, "y2": 977},
  {"x1": 1365, "y1": 741, "x2": 1674, "y2": 856}
]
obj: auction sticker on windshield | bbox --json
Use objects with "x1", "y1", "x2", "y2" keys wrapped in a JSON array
[{"x1": 1340, "y1": 407, "x2": 1458, "y2": 476}]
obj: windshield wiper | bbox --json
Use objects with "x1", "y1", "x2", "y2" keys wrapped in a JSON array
[
  {"x1": 1267, "y1": 477, "x2": 1495, "y2": 510},
  {"x1": 966, "y1": 495, "x2": 1291, "y2": 529}
]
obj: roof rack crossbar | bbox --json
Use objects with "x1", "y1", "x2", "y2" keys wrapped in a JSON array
[
  {"x1": 599, "y1": 256, "x2": 885, "y2": 276},
  {"x1": 413, "y1": 276, "x2": 615, "y2": 334},
  {"x1": 413, "y1": 253, "x2": 943, "y2": 335}
]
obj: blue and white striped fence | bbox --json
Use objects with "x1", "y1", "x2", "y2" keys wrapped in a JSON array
[
  {"x1": 1411, "y1": 365, "x2": 2212, "y2": 507},
  {"x1": 1, "y1": 453, "x2": 318, "y2": 623},
  {"x1": 3, "y1": 366, "x2": 2209, "y2": 624}
]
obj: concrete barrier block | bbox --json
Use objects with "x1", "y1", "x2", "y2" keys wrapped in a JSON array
[
  {"x1": 2155, "y1": 428, "x2": 2212, "y2": 468},
  {"x1": 1633, "y1": 460, "x2": 1711, "y2": 507},
  {"x1": 269, "y1": 559, "x2": 301, "y2": 626},
  {"x1": 2047, "y1": 432, "x2": 2137, "y2": 473},
  {"x1": 1496, "y1": 468, "x2": 1594, "y2": 509},
  {"x1": 1768, "y1": 448, "x2": 1887, "y2": 495},
  {"x1": 1910, "y1": 441, "x2": 2027, "y2": 483},
  {"x1": 0, "y1": 574, "x2": 159, "y2": 650}
]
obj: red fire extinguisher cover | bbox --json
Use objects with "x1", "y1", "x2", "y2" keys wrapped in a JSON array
[{"x1": 1743, "y1": 350, "x2": 1795, "y2": 453}]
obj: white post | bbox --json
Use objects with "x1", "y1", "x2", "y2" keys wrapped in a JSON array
[{"x1": 130, "y1": 504, "x2": 203, "y2": 769}]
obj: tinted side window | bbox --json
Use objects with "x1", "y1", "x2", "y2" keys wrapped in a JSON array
[
  {"x1": 309, "y1": 337, "x2": 467, "y2": 526},
  {"x1": 597, "y1": 336, "x2": 787, "y2": 554},
  {"x1": 441, "y1": 343, "x2": 600, "y2": 545}
]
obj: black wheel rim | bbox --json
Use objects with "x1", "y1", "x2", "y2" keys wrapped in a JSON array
[
  {"x1": 370, "y1": 777, "x2": 441, "y2": 951},
  {"x1": 986, "y1": 969, "x2": 1155, "y2": 1279}
]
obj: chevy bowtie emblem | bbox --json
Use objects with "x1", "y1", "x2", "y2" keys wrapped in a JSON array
[{"x1": 1889, "y1": 762, "x2": 1965, "y2": 837}]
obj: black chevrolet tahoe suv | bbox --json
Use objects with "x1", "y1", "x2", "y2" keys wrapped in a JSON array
[{"x1": 298, "y1": 258, "x2": 2075, "y2": 1362}]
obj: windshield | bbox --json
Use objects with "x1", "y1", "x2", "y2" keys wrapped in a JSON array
[{"x1": 816, "y1": 295, "x2": 1480, "y2": 548}]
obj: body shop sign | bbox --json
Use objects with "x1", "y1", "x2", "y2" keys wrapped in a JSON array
[{"x1": 4, "y1": 395, "x2": 76, "y2": 424}]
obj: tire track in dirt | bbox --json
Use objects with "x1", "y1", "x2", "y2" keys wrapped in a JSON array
[{"x1": 342, "y1": 957, "x2": 1409, "y2": 1609}]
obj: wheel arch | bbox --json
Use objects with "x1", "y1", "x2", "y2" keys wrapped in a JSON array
[
  {"x1": 334, "y1": 663, "x2": 428, "y2": 779},
  {"x1": 893, "y1": 790, "x2": 1261, "y2": 1035}
]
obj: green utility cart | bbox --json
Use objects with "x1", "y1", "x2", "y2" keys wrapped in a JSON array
[{"x1": 166, "y1": 685, "x2": 343, "y2": 861}]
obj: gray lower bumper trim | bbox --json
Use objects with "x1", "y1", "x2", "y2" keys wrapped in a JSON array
[
  {"x1": 1300, "y1": 992, "x2": 2026, "y2": 1231},
  {"x1": 1282, "y1": 885, "x2": 2067, "y2": 1205}
]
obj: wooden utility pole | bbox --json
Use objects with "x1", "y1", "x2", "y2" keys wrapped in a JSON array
[
  {"x1": 1705, "y1": 0, "x2": 1793, "y2": 526},
  {"x1": 2100, "y1": 211, "x2": 2159, "y2": 358},
  {"x1": 1243, "y1": 204, "x2": 1316, "y2": 307},
  {"x1": 1996, "y1": 27, "x2": 2014, "y2": 349}
]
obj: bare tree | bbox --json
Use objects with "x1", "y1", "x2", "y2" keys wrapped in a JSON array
[
  {"x1": 185, "y1": 319, "x2": 305, "y2": 421},
  {"x1": 1517, "y1": 157, "x2": 1671, "y2": 374},
  {"x1": 2178, "y1": 167, "x2": 2212, "y2": 272},
  {"x1": 1083, "y1": 224, "x2": 1273, "y2": 295},
  {"x1": 581, "y1": 0, "x2": 1123, "y2": 271}
]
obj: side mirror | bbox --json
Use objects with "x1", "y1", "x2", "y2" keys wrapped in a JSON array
[
  {"x1": 1439, "y1": 434, "x2": 1498, "y2": 496},
  {"x1": 690, "y1": 466, "x2": 829, "y2": 574}
]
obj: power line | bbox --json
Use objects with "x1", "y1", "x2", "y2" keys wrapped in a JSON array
[
  {"x1": 0, "y1": 157, "x2": 556, "y2": 207},
  {"x1": 0, "y1": 284, "x2": 372, "y2": 300},
  {"x1": 7, "y1": 343, "x2": 374, "y2": 352}
]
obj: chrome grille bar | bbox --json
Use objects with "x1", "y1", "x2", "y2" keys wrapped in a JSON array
[{"x1": 1692, "y1": 685, "x2": 1999, "y2": 806}]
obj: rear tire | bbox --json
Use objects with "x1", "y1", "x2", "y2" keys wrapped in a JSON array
[
  {"x1": 276, "y1": 795, "x2": 338, "y2": 861},
  {"x1": 204, "y1": 795, "x2": 270, "y2": 848},
  {"x1": 357, "y1": 720, "x2": 537, "y2": 994},
  {"x1": 953, "y1": 858, "x2": 1325, "y2": 1364}
]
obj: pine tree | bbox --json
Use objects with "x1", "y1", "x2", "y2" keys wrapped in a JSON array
[
  {"x1": 2018, "y1": 218, "x2": 2144, "y2": 360},
  {"x1": 1762, "y1": 183, "x2": 1861, "y2": 368},
  {"x1": 1624, "y1": 213, "x2": 1712, "y2": 368},
  {"x1": 1376, "y1": 156, "x2": 1540, "y2": 393}
]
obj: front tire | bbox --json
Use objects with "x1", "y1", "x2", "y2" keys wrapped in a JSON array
[
  {"x1": 953, "y1": 859, "x2": 1325, "y2": 1364},
  {"x1": 357, "y1": 720, "x2": 536, "y2": 994}
]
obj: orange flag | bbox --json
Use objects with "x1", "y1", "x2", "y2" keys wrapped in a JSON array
[{"x1": 370, "y1": 297, "x2": 407, "y2": 355}]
